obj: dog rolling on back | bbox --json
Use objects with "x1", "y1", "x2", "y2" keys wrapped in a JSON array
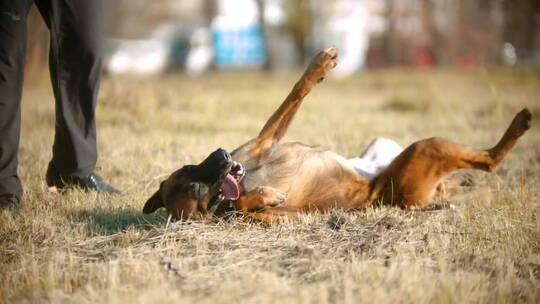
[{"x1": 143, "y1": 47, "x2": 532, "y2": 224}]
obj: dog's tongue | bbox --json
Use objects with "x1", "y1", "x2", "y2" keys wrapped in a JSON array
[{"x1": 221, "y1": 173, "x2": 240, "y2": 200}]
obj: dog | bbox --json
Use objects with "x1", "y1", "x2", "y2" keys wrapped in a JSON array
[{"x1": 143, "y1": 47, "x2": 532, "y2": 223}]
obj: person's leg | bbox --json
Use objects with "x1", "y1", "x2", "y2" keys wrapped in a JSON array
[
  {"x1": 0, "y1": 1, "x2": 33, "y2": 204},
  {"x1": 36, "y1": 0, "x2": 118, "y2": 193},
  {"x1": 36, "y1": 0, "x2": 102, "y2": 177}
]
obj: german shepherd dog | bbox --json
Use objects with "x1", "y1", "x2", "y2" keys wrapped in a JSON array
[{"x1": 143, "y1": 47, "x2": 532, "y2": 224}]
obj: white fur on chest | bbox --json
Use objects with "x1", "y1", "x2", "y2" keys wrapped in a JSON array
[{"x1": 329, "y1": 138, "x2": 404, "y2": 181}]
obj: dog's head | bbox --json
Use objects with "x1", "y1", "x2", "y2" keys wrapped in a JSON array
[{"x1": 143, "y1": 148, "x2": 242, "y2": 219}]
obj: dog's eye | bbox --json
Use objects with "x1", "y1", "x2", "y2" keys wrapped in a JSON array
[{"x1": 189, "y1": 183, "x2": 200, "y2": 192}]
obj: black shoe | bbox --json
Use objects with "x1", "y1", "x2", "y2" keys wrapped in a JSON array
[
  {"x1": 0, "y1": 194, "x2": 21, "y2": 213},
  {"x1": 46, "y1": 164, "x2": 121, "y2": 195}
]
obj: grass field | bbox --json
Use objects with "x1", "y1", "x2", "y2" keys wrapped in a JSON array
[{"x1": 1, "y1": 66, "x2": 539, "y2": 303}]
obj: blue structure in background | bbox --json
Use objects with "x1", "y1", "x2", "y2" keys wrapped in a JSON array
[{"x1": 213, "y1": 25, "x2": 266, "y2": 68}]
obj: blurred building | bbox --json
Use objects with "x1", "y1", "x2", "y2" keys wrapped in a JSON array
[{"x1": 25, "y1": 0, "x2": 540, "y2": 76}]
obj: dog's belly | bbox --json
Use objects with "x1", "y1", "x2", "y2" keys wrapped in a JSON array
[
  {"x1": 333, "y1": 137, "x2": 404, "y2": 181},
  {"x1": 239, "y1": 143, "x2": 328, "y2": 193},
  {"x1": 238, "y1": 139, "x2": 403, "y2": 210}
]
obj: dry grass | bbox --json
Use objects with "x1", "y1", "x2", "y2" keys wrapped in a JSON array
[{"x1": 1, "y1": 67, "x2": 540, "y2": 303}]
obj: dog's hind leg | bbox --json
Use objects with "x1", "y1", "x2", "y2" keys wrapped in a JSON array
[
  {"x1": 232, "y1": 48, "x2": 337, "y2": 162},
  {"x1": 369, "y1": 108, "x2": 532, "y2": 208},
  {"x1": 433, "y1": 172, "x2": 474, "y2": 201}
]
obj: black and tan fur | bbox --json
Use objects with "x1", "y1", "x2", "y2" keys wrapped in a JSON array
[{"x1": 143, "y1": 47, "x2": 532, "y2": 224}]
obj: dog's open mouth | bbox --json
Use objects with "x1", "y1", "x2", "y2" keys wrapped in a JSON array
[{"x1": 216, "y1": 162, "x2": 244, "y2": 201}]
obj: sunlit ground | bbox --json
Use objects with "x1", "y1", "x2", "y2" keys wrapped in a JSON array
[{"x1": 1, "y1": 66, "x2": 539, "y2": 303}]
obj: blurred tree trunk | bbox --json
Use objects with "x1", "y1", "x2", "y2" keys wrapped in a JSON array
[
  {"x1": 288, "y1": 0, "x2": 310, "y2": 63},
  {"x1": 502, "y1": 0, "x2": 539, "y2": 59},
  {"x1": 25, "y1": 6, "x2": 49, "y2": 79},
  {"x1": 104, "y1": 1, "x2": 124, "y2": 37},
  {"x1": 420, "y1": 0, "x2": 442, "y2": 64},
  {"x1": 256, "y1": 0, "x2": 271, "y2": 70},
  {"x1": 384, "y1": 0, "x2": 397, "y2": 65},
  {"x1": 203, "y1": 0, "x2": 217, "y2": 26}
]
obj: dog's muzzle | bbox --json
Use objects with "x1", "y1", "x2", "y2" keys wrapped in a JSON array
[{"x1": 208, "y1": 160, "x2": 245, "y2": 214}]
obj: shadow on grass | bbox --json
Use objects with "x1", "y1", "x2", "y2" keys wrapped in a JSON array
[{"x1": 73, "y1": 207, "x2": 167, "y2": 236}]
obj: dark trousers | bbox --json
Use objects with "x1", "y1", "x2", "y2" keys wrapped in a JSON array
[{"x1": 0, "y1": 0, "x2": 103, "y2": 198}]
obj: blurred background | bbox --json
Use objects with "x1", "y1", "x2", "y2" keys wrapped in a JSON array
[{"x1": 24, "y1": 0, "x2": 540, "y2": 78}]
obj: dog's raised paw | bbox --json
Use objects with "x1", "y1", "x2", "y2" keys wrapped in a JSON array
[
  {"x1": 509, "y1": 108, "x2": 532, "y2": 137},
  {"x1": 324, "y1": 47, "x2": 338, "y2": 57},
  {"x1": 306, "y1": 47, "x2": 338, "y2": 83},
  {"x1": 320, "y1": 47, "x2": 338, "y2": 71},
  {"x1": 520, "y1": 108, "x2": 532, "y2": 130}
]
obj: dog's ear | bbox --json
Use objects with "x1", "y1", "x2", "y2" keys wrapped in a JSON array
[{"x1": 143, "y1": 182, "x2": 165, "y2": 214}]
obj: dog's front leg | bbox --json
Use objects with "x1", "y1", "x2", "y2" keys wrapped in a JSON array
[
  {"x1": 232, "y1": 48, "x2": 338, "y2": 162},
  {"x1": 244, "y1": 207, "x2": 301, "y2": 225},
  {"x1": 235, "y1": 186, "x2": 287, "y2": 212}
]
